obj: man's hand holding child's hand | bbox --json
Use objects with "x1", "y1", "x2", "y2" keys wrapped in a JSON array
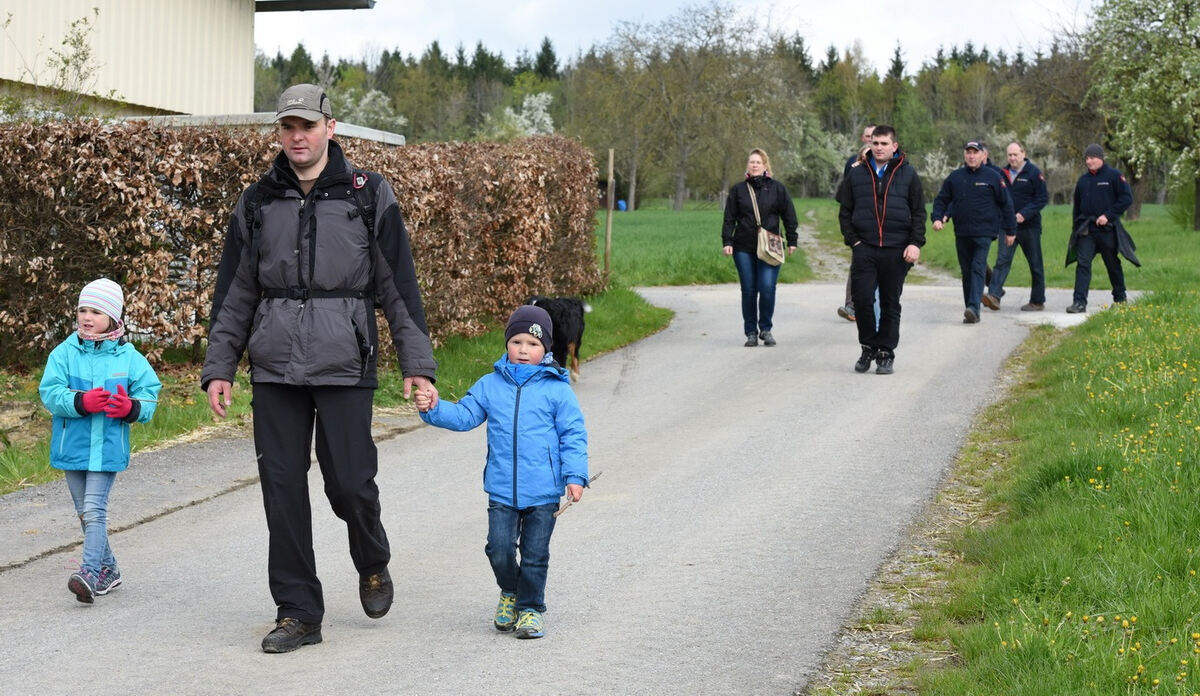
[{"x1": 414, "y1": 389, "x2": 433, "y2": 412}]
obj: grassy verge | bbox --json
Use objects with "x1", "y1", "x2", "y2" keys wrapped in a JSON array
[
  {"x1": 803, "y1": 201, "x2": 1200, "y2": 695},
  {"x1": 917, "y1": 289, "x2": 1200, "y2": 695}
]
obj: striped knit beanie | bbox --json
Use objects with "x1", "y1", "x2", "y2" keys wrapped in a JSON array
[{"x1": 78, "y1": 278, "x2": 124, "y2": 322}]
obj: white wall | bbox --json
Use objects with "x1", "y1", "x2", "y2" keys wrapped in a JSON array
[{"x1": 1, "y1": 0, "x2": 254, "y2": 115}]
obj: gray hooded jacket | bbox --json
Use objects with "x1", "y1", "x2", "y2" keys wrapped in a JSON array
[{"x1": 201, "y1": 140, "x2": 436, "y2": 390}]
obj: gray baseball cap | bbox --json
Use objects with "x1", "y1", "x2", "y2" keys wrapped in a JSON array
[{"x1": 275, "y1": 84, "x2": 332, "y2": 122}]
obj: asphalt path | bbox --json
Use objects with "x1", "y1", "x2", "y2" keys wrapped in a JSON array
[{"x1": 0, "y1": 281, "x2": 1105, "y2": 695}]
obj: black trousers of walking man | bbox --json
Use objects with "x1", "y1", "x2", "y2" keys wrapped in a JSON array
[
  {"x1": 850, "y1": 244, "x2": 910, "y2": 352},
  {"x1": 252, "y1": 383, "x2": 389, "y2": 625}
]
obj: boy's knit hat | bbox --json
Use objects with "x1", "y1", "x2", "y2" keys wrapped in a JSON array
[
  {"x1": 505, "y1": 305, "x2": 553, "y2": 352},
  {"x1": 78, "y1": 278, "x2": 124, "y2": 322},
  {"x1": 1084, "y1": 143, "x2": 1104, "y2": 160}
]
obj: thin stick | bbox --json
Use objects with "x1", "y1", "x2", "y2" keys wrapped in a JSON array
[
  {"x1": 69, "y1": 388, "x2": 159, "y2": 403},
  {"x1": 553, "y1": 470, "x2": 602, "y2": 518}
]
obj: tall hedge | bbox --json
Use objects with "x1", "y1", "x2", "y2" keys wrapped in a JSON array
[{"x1": 0, "y1": 120, "x2": 603, "y2": 366}]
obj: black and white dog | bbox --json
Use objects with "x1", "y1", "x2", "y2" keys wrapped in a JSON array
[{"x1": 527, "y1": 296, "x2": 590, "y2": 382}]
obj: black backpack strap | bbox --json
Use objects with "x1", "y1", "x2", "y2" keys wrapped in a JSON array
[
  {"x1": 350, "y1": 170, "x2": 379, "y2": 236},
  {"x1": 243, "y1": 182, "x2": 266, "y2": 278},
  {"x1": 350, "y1": 170, "x2": 381, "y2": 301}
]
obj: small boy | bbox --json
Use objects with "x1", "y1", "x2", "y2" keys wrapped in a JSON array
[{"x1": 415, "y1": 305, "x2": 588, "y2": 638}]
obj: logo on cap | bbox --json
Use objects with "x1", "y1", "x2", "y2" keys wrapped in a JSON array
[{"x1": 528, "y1": 323, "x2": 544, "y2": 338}]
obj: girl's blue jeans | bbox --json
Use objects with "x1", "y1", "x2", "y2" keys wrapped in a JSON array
[
  {"x1": 732, "y1": 250, "x2": 781, "y2": 335},
  {"x1": 65, "y1": 470, "x2": 117, "y2": 574},
  {"x1": 486, "y1": 501, "x2": 557, "y2": 614}
]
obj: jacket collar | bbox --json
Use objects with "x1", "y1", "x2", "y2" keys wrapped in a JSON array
[
  {"x1": 258, "y1": 139, "x2": 354, "y2": 197},
  {"x1": 492, "y1": 355, "x2": 570, "y2": 384}
]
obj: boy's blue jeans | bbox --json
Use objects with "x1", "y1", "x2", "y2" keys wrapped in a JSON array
[
  {"x1": 486, "y1": 501, "x2": 557, "y2": 614},
  {"x1": 65, "y1": 470, "x2": 117, "y2": 574}
]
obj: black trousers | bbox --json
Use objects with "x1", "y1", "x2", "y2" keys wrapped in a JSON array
[
  {"x1": 251, "y1": 383, "x2": 389, "y2": 624},
  {"x1": 849, "y1": 244, "x2": 911, "y2": 353}
]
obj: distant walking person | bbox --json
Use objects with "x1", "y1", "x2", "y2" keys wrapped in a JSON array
[
  {"x1": 836, "y1": 125, "x2": 926, "y2": 375},
  {"x1": 415, "y1": 305, "x2": 588, "y2": 639},
  {"x1": 202, "y1": 84, "x2": 439, "y2": 653},
  {"x1": 985, "y1": 142, "x2": 1049, "y2": 311},
  {"x1": 721, "y1": 148, "x2": 798, "y2": 346},
  {"x1": 838, "y1": 124, "x2": 875, "y2": 322},
  {"x1": 1066, "y1": 144, "x2": 1135, "y2": 313},
  {"x1": 931, "y1": 140, "x2": 1016, "y2": 324},
  {"x1": 38, "y1": 278, "x2": 161, "y2": 604}
]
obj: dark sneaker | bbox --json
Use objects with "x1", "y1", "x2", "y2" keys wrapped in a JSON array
[
  {"x1": 261, "y1": 617, "x2": 322, "y2": 653},
  {"x1": 875, "y1": 350, "x2": 895, "y2": 375},
  {"x1": 744, "y1": 333, "x2": 758, "y2": 347},
  {"x1": 759, "y1": 331, "x2": 776, "y2": 347},
  {"x1": 1066, "y1": 303, "x2": 1087, "y2": 314},
  {"x1": 837, "y1": 305, "x2": 856, "y2": 322},
  {"x1": 494, "y1": 592, "x2": 517, "y2": 632},
  {"x1": 982, "y1": 294, "x2": 1000, "y2": 311},
  {"x1": 963, "y1": 307, "x2": 980, "y2": 324},
  {"x1": 95, "y1": 565, "x2": 122, "y2": 595},
  {"x1": 514, "y1": 609, "x2": 545, "y2": 639},
  {"x1": 854, "y1": 345, "x2": 876, "y2": 373},
  {"x1": 68, "y1": 569, "x2": 97, "y2": 604},
  {"x1": 1020, "y1": 303, "x2": 1044, "y2": 311},
  {"x1": 359, "y1": 568, "x2": 393, "y2": 619}
]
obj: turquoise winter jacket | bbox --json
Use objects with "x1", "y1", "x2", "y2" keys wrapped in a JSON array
[
  {"x1": 39, "y1": 336, "x2": 161, "y2": 472},
  {"x1": 420, "y1": 355, "x2": 588, "y2": 508}
]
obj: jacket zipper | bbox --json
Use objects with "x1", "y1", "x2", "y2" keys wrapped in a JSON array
[{"x1": 511, "y1": 384, "x2": 522, "y2": 507}]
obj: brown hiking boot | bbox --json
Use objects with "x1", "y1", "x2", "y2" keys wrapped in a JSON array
[{"x1": 360, "y1": 568, "x2": 393, "y2": 619}]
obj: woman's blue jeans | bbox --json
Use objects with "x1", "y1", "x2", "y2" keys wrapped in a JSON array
[
  {"x1": 486, "y1": 501, "x2": 557, "y2": 613},
  {"x1": 65, "y1": 470, "x2": 117, "y2": 574},
  {"x1": 732, "y1": 250, "x2": 781, "y2": 335}
]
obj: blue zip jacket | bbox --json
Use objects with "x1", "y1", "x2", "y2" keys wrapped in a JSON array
[
  {"x1": 931, "y1": 164, "x2": 1016, "y2": 237},
  {"x1": 420, "y1": 355, "x2": 588, "y2": 508},
  {"x1": 39, "y1": 336, "x2": 161, "y2": 472},
  {"x1": 1005, "y1": 159, "x2": 1049, "y2": 230},
  {"x1": 1073, "y1": 162, "x2": 1132, "y2": 229}
]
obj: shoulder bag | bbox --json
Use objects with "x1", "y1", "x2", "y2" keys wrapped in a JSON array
[{"x1": 748, "y1": 183, "x2": 785, "y2": 266}]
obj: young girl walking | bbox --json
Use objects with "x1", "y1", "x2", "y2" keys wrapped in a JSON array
[
  {"x1": 415, "y1": 305, "x2": 588, "y2": 638},
  {"x1": 38, "y1": 278, "x2": 161, "y2": 603}
]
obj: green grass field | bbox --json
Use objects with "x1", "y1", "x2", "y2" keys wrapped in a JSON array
[
  {"x1": 4, "y1": 199, "x2": 1199, "y2": 695},
  {"x1": 598, "y1": 198, "x2": 817, "y2": 287}
]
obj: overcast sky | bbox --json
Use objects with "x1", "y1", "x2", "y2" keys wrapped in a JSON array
[{"x1": 255, "y1": 0, "x2": 1096, "y2": 75}]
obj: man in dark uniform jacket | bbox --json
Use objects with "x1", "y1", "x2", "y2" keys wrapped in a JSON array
[
  {"x1": 1067, "y1": 143, "x2": 1133, "y2": 313},
  {"x1": 986, "y1": 141, "x2": 1049, "y2": 311},
  {"x1": 931, "y1": 141, "x2": 1016, "y2": 324}
]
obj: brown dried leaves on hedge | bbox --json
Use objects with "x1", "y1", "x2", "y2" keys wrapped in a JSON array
[{"x1": 0, "y1": 121, "x2": 602, "y2": 364}]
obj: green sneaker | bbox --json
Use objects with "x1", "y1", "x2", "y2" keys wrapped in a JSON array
[
  {"x1": 513, "y1": 609, "x2": 544, "y2": 639},
  {"x1": 494, "y1": 592, "x2": 517, "y2": 632}
]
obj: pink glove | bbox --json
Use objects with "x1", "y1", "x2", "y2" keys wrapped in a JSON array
[
  {"x1": 80, "y1": 387, "x2": 111, "y2": 414},
  {"x1": 104, "y1": 384, "x2": 133, "y2": 420}
]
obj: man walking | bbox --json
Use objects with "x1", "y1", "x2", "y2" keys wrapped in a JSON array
[
  {"x1": 931, "y1": 141, "x2": 1016, "y2": 324},
  {"x1": 836, "y1": 125, "x2": 925, "y2": 375},
  {"x1": 1067, "y1": 143, "x2": 1134, "y2": 313},
  {"x1": 202, "y1": 84, "x2": 439, "y2": 653},
  {"x1": 985, "y1": 141, "x2": 1049, "y2": 311}
]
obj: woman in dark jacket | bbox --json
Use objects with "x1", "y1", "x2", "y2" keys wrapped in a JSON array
[{"x1": 721, "y1": 148, "x2": 798, "y2": 346}]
